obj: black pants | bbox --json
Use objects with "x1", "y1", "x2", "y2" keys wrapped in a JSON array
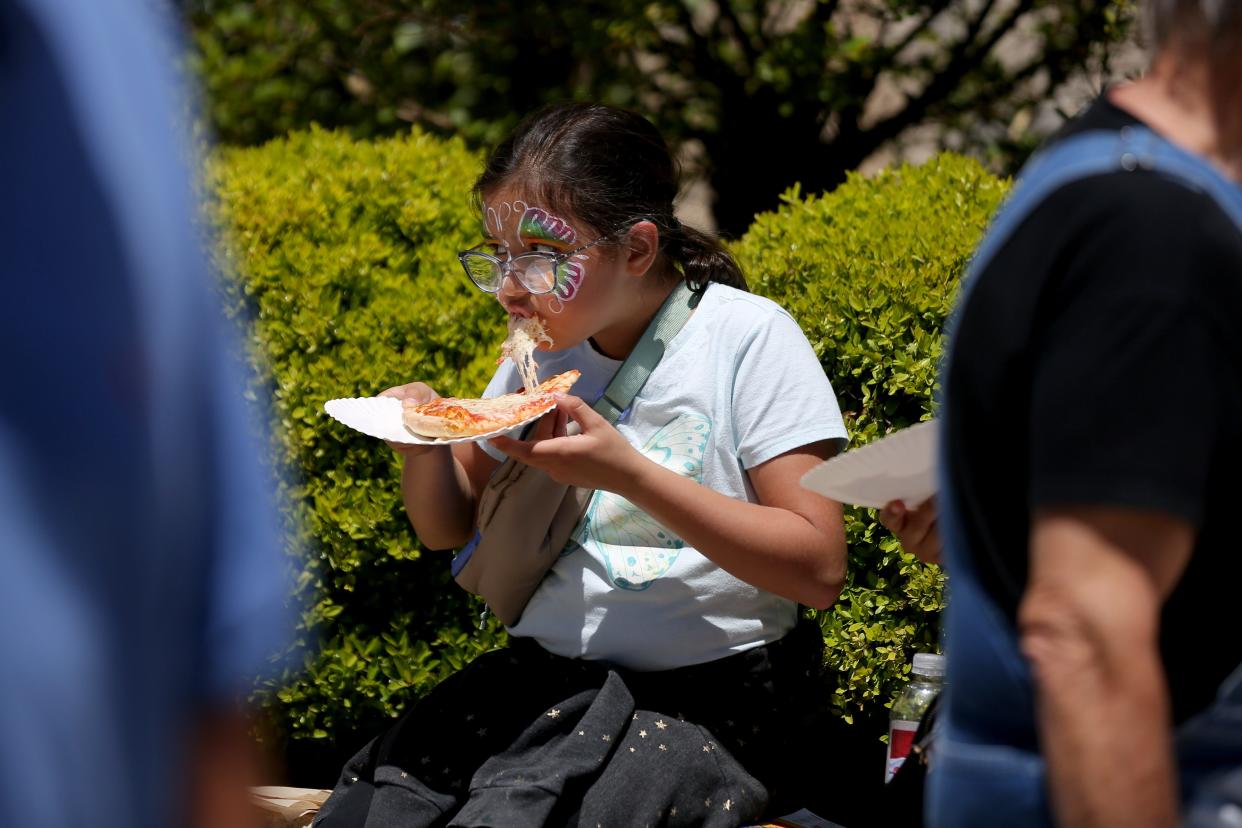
[{"x1": 314, "y1": 618, "x2": 832, "y2": 827}]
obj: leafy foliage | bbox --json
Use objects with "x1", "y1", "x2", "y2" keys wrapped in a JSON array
[
  {"x1": 204, "y1": 127, "x2": 509, "y2": 745},
  {"x1": 734, "y1": 153, "x2": 1010, "y2": 718},
  {"x1": 188, "y1": 0, "x2": 1129, "y2": 233}
]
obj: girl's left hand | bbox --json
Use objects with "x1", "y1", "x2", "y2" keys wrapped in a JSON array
[{"x1": 490, "y1": 394, "x2": 647, "y2": 493}]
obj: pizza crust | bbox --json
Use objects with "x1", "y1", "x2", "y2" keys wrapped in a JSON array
[{"x1": 400, "y1": 409, "x2": 474, "y2": 439}]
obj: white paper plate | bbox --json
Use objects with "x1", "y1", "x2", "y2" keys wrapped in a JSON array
[
  {"x1": 323, "y1": 396, "x2": 554, "y2": 446},
  {"x1": 800, "y1": 420, "x2": 939, "y2": 509}
]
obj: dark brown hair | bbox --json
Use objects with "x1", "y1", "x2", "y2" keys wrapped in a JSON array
[{"x1": 474, "y1": 102, "x2": 747, "y2": 292}]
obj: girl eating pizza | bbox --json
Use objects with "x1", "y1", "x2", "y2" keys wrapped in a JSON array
[{"x1": 315, "y1": 103, "x2": 850, "y2": 828}]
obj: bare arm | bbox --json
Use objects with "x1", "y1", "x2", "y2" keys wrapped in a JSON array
[
  {"x1": 381, "y1": 382, "x2": 500, "y2": 550},
  {"x1": 1020, "y1": 506, "x2": 1193, "y2": 828},
  {"x1": 183, "y1": 710, "x2": 267, "y2": 828},
  {"x1": 397, "y1": 441, "x2": 497, "y2": 549},
  {"x1": 492, "y1": 395, "x2": 847, "y2": 608}
]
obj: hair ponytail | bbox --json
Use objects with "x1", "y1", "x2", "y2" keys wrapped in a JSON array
[
  {"x1": 662, "y1": 219, "x2": 748, "y2": 292},
  {"x1": 476, "y1": 102, "x2": 751, "y2": 295}
]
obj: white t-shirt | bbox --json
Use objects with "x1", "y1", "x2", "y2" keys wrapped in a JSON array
[{"x1": 479, "y1": 284, "x2": 848, "y2": 670}]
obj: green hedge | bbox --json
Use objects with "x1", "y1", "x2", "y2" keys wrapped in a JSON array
[
  {"x1": 206, "y1": 128, "x2": 1009, "y2": 748},
  {"x1": 733, "y1": 157, "x2": 1009, "y2": 719},
  {"x1": 205, "y1": 127, "x2": 509, "y2": 745}
]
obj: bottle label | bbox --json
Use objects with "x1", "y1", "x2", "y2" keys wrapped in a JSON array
[{"x1": 885, "y1": 719, "x2": 920, "y2": 783}]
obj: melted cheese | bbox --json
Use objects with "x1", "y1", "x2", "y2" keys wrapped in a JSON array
[{"x1": 501, "y1": 316, "x2": 552, "y2": 394}]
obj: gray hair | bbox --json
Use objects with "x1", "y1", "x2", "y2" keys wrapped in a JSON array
[{"x1": 1144, "y1": 0, "x2": 1242, "y2": 55}]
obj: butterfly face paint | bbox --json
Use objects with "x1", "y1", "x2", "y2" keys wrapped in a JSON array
[
  {"x1": 484, "y1": 199, "x2": 523, "y2": 240},
  {"x1": 483, "y1": 200, "x2": 592, "y2": 311},
  {"x1": 518, "y1": 207, "x2": 576, "y2": 245},
  {"x1": 521, "y1": 207, "x2": 589, "y2": 306}
]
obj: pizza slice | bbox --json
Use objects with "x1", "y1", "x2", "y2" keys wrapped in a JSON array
[{"x1": 401, "y1": 369, "x2": 581, "y2": 439}]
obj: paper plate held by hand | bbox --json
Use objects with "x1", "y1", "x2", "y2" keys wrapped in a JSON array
[
  {"x1": 323, "y1": 396, "x2": 552, "y2": 446},
  {"x1": 800, "y1": 420, "x2": 939, "y2": 510}
]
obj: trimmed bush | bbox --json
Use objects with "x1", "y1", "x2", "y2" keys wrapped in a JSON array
[
  {"x1": 205, "y1": 127, "x2": 509, "y2": 751},
  {"x1": 206, "y1": 128, "x2": 1008, "y2": 758},
  {"x1": 734, "y1": 156, "x2": 1009, "y2": 719}
]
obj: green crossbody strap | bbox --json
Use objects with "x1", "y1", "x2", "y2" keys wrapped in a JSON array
[{"x1": 591, "y1": 280, "x2": 701, "y2": 425}]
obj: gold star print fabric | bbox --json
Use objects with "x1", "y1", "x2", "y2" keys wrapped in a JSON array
[{"x1": 312, "y1": 621, "x2": 833, "y2": 827}]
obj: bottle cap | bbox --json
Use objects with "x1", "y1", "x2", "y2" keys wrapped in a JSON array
[{"x1": 912, "y1": 652, "x2": 945, "y2": 678}]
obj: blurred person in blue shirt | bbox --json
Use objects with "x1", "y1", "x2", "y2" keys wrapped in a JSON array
[{"x1": 0, "y1": 0, "x2": 294, "y2": 826}]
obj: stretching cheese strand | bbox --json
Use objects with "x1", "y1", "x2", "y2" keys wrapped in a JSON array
[{"x1": 501, "y1": 316, "x2": 552, "y2": 394}]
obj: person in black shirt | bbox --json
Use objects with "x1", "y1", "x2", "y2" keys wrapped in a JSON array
[{"x1": 881, "y1": 1, "x2": 1242, "y2": 825}]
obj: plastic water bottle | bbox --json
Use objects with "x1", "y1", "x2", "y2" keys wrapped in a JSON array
[{"x1": 885, "y1": 652, "x2": 945, "y2": 783}]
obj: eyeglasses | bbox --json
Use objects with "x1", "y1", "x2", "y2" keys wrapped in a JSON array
[{"x1": 457, "y1": 236, "x2": 610, "y2": 295}]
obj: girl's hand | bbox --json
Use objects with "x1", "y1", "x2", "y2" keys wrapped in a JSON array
[
  {"x1": 490, "y1": 394, "x2": 646, "y2": 492},
  {"x1": 879, "y1": 497, "x2": 942, "y2": 565},
  {"x1": 379, "y1": 381, "x2": 441, "y2": 457}
]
